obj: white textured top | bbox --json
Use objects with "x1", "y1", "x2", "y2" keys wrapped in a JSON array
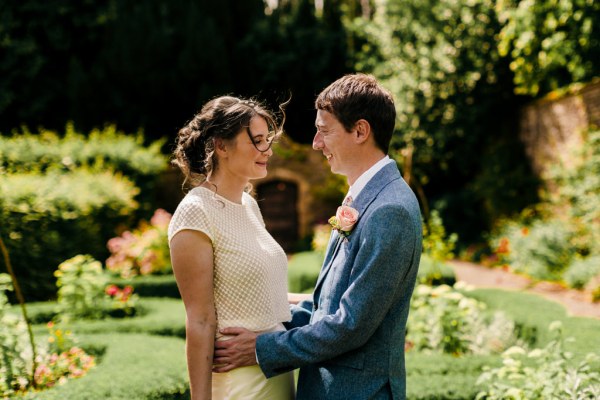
[{"x1": 168, "y1": 187, "x2": 291, "y2": 335}]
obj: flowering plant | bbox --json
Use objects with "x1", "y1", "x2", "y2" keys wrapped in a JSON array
[
  {"x1": 328, "y1": 206, "x2": 359, "y2": 238},
  {"x1": 104, "y1": 284, "x2": 138, "y2": 317},
  {"x1": 106, "y1": 209, "x2": 172, "y2": 278}
]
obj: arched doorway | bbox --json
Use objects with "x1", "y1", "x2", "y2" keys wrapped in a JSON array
[{"x1": 256, "y1": 180, "x2": 299, "y2": 253}]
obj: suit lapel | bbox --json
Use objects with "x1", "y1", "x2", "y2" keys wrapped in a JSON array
[{"x1": 313, "y1": 163, "x2": 402, "y2": 296}]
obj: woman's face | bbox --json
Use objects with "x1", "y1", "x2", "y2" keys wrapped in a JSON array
[{"x1": 219, "y1": 116, "x2": 273, "y2": 182}]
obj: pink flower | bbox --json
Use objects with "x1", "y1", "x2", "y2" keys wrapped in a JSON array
[{"x1": 328, "y1": 206, "x2": 359, "y2": 237}]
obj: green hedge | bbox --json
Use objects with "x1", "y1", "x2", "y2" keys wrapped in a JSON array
[
  {"x1": 0, "y1": 170, "x2": 138, "y2": 301},
  {"x1": 407, "y1": 354, "x2": 501, "y2": 400},
  {"x1": 109, "y1": 275, "x2": 180, "y2": 299},
  {"x1": 18, "y1": 333, "x2": 188, "y2": 400},
  {"x1": 287, "y1": 251, "x2": 322, "y2": 294},
  {"x1": 23, "y1": 298, "x2": 186, "y2": 338},
  {"x1": 466, "y1": 288, "x2": 600, "y2": 364}
]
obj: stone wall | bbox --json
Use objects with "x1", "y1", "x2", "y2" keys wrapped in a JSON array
[{"x1": 519, "y1": 80, "x2": 600, "y2": 177}]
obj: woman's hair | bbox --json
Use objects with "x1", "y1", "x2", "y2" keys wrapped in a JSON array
[{"x1": 173, "y1": 95, "x2": 285, "y2": 187}]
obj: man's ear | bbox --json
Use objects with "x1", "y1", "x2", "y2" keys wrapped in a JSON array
[{"x1": 354, "y1": 119, "x2": 371, "y2": 144}]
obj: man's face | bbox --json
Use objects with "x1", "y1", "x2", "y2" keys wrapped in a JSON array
[{"x1": 313, "y1": 109, "x2": 354, "y2": 176}]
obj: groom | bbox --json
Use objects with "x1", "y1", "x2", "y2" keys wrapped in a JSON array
[{"x1": 214, "y1": 74, "x2": 422, "y2": 399}]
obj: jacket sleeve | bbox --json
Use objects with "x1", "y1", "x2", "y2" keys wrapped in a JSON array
[{"x1": 256, "y1": 204, "x2": 420, "y2": 377}]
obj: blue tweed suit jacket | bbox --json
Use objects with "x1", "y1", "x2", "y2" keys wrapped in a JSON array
[{"x1": 256, "y1": 163, "x2": 422, "y2": 400}]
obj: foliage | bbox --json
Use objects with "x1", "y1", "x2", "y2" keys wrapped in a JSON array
[
  {"x1": 287, "y1": 251, "x2": 323, "y2": 294},
  {"x1": 546, "y1": 127, "x2": 600, "y2": 256},
  {"x1": 422, "y1": 209, "x2": 458, "y2": 262},
  {"x1": 417, "y1": 254, "x2": 456, "y2": 287},
  {"x1": 109, "y1": 274, "x2": 180, "y2": 299},
  {"x1": 22, "y1": 298, "x2": 186, "y2": 339},
  {"x1": 33, "y1": 322, "x2": 95, "y2": 391},
  {"x1": 564, "y1": 255, "x2": 600, "y2": 290},
  {"x1": 0, "y1": 170, "x2": 138, "y2": 301},
  {"x1": 488, "y1": 128, "x2": 600, "y2": 286},
  {"x1": 407, "y1": 284, "x2": 518, "y2": 356},
  {"x1": 106, "y1": 209, "x2": 172, "y2": 278},
  {"x1": 476, "y1": 321, "x2": 600, "y2": 400},
  {"x1": 356, "y1": 0, "x2": 538, "y2": 244},
  {"x1": 19, "y1": 333, "x2": 189, "y2": 400},
  {"x1": 407, "y1": 353, "x2": 501, "y2": 400},
  {"x1": 491, "y1": 219, "x2": 574, "y2": 281},
  {"x1": 0, "y1": 274, "x2": 32, "y2": 397},
  {"x1": 0, "y1": 125, "x2": 167, "y2": 218},
  {"x1": 495, "y1": 0, "x2": 600, "y2": 96},
  {"x1": 0, "y1": 0, "x2": 349, "y2": 145},
  {"x1": 55, "y1": 255, "x2": 138, "y2": 321}
]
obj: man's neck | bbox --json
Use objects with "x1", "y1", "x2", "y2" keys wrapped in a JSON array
[{"x1": 346, "y1": 151, "x2": 387, "y2": 186}]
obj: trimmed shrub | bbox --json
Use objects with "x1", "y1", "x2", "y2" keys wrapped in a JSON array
[
  {"x1": 21, "y1": 298, "x2": 185, "y2": 338},
  {"x1": 287, "y1": 251, "x2": 322, "y2": 294},
  {"x1": 407, "y1": 354, "x2": 501, "y2": 400},
  {"x1": 18, "y1": 333, "x2": 188, "y2": 400},
  {"x1": 109, "y1": 274, "x2": 180, "y2": 299},
  {"x1": 0, "y1": 170, "x2": 138, "y2": 301}
]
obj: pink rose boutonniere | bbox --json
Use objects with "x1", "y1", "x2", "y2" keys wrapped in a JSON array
[{"x1": 328, "y1": 205, "x2": 359, "y2": 238}]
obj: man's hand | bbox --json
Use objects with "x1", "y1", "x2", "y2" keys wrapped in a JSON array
[{"x1": 213, "y1": 327, "x2": 258, "y2": 373}]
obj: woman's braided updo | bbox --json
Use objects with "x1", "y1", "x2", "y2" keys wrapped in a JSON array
[{"x1": 173, "y1": 96, "x2": 283, "y2": 187}]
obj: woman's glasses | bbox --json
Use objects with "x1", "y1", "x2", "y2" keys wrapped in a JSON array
[{"x1": 247, "y1": 128, "x2": 278, "y2": 152}]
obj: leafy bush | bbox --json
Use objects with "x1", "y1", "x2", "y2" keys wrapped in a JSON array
[
  {"x1": 476, "y1": 321, "x2": 600, "y2": 400},
  {"x1": 407, "y1": 284, "x2": 518, "y2": 356},
  {"x1": 547, "y1": 127, "x2": 600, "y2": 257},
  {"x1": 564, "y1": 255, "x2": 600, "y2": 290},
  {"x1": 55, "y1": 255, "x2": 138, "y2": 321},
  {"x1": 0, "y1": 274, "x2": 32, "y2": 397},
  {"x1": 491, "y1": 219, "x2": 574, "y2": 281},
  {"x1": 0, "y1": 171, "x2": 138, "y2": 301},
  {"x1": 422, "y1": 210, "x2": 458, "y2": 262},
  {"x1": 417, "y1": 253, "x2": 456, "y2": 286},
  {"x1": 0, "y1": 124, "x2": 165, "y2": 175},
  {"x1": 106, "y1": 209, "x2": 172, "y2": 278},
  {"x1": 33, "y1": 323, "x2": 96, "y2": 392}
]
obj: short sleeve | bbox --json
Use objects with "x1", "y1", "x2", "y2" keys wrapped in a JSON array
[{"x1": 168, "y1": 199, "x2": 214, "y2": 244}]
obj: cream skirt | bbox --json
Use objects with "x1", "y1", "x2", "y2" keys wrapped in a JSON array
[
  {"x1": 212, "y1": 365, "x2": 294, "y2": 400},
  {"x1": 212, "y1": 323, "x2": 294, "y2": 400}
]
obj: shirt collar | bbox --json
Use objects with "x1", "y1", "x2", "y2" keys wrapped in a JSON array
[{"x1": 346, "y1": 155, "x2": 394, "y2": 201}]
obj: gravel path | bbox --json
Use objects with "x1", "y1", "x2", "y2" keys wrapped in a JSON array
[{"x1": 449, "y1": 260, "x2": 600, "y2": 320}]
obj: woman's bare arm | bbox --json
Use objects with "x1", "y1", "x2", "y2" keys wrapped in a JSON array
[{"x1": 170, "y1": 230, "x2": 216, "y2": 400}]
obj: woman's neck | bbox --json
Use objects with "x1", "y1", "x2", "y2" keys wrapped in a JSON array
[{"x1": 203, "y1": 173, "x2": 247, "y2": 204}]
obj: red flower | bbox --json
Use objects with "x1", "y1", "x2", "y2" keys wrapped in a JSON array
[{"x1": 105, "y1": 284, "x2": 119, "y2": 296}]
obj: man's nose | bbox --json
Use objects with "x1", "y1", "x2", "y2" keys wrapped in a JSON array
[{"x1": 312, "y1": 132, "x2": 323, "y2": 150}]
